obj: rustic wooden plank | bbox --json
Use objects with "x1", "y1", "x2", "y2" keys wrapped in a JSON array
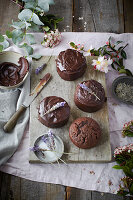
[
  {"x1": 29, "y1": 56, "x2": 111, "y2": 163},
  {"x1": 21, "y1": 179, "x2": 65, "y2": 200},
  {"x1": 9, "y1": 175, "x2": 21, "y2": 200},
  {"x1": 73, "y1": 0, "x2": 95, "y2": 32},
  {"x1": 123, "y1": 0, "x2": 133, "y2": 32},
  {"x1": 91, "y1": 191, "x2": 131, "y2": 200},
  {"x1": 86, "y1": 0, "x2": 124, "y2": 33},
  {"x1": 65, "y1": 187, "x2": 91, "y2": 200},
  {"x1": 48, "y1": 0, "x2": 73, "y2": 32},
  {"x1": 0, "y1": 0, "x2": 20, "y2": 34},
  {"x1": 0, "y1": 172, "x2": 10, "y2": 200}
]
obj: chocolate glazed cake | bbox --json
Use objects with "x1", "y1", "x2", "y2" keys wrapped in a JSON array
[
  {"x1": 74, "y1": 80, "x2": 105, "y2": 113},
  {"x1": 56, "y1": 49, "x2": 87, "y2": 81},
  {"x1": 38, "y1": 96, "x2": 70, "y2": 128},
  {"x1": 69, "y1": 117, "x2": 101, "y2": 149}
]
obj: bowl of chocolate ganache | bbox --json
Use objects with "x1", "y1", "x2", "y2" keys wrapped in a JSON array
[{"x1": 0, "y1": 51, "x2": 29, "y2": 89}]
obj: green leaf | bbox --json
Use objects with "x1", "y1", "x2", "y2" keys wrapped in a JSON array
[
  {"x1": 6, "y1": 30, "x2": 12, "y2": 38},
  {"x1": 18, "y1": 9, "x2": 33, "y2": 21},
  {"x1": 121, "y1": 50, "x2": 127, "y2": 59},
  {"x1": 32, "y1": 13, "x2": 44, "y2": 25},
  {"x1": 129, "y1": 183, "x2": 133, "y2": 194},
  {"x1": 93, "y1": 50, "x2": 100, "y2": 56},
  {"x1": 119, "y1": 58, "x2": 123, "y2": 66},
  {"x1": 0, "y1": 34, "x2": 4, "y2": 42},
  {"x1": 30, "y1": 22, "x2": 41, "y2": 32},
  {"x1": 26, "y1": 34, "x2": 36, "y2": 45},
  {"x1": 123, "y1": 130, "x2": 133, "y2": 137},
  {"x1": 70, "y1": 42, "x2": 75, "y2": 48},
  {"x1": 24, "y1": 2, "x2": 37, "y2": 9},
  {"x1": 38, "y1": 0, "x2": 54, "y2": 12},
  {"x1": 11, "y1": 21, "x2": 26, "y2": 29},
  {"x1": 118, "y1": 69, "x2": 127, "y2": 74},
  {"x1": 125, "y1": 69, "x2": 133, "y2": 77},
  {"x1": 116, "y1": 41, "x2": 123, "y2": 45},
  {"x1": 12, "y1": 30, "x2": 24, "y2": 45},
  {"x1": 0, "y1": 45, "x2": 3, "y2": 52},
  {"x1": 43, "y1": 26, "x2": 50, "y2": 32},
  {"x1": 112, "y1": 165, "x2": 123, "y2": 169},
  {"x1": 32, "y1": 54, "x2": 42, "y2": 60},
  {"x1": 118, "y1": 46, "x2": 123, "y2": 51},
  {"x1": 19, "y1": 43, "x2": 33, "y2": 55},
  {"x1": 1, "y1": 39, "x2": 9, "y2": 49}
]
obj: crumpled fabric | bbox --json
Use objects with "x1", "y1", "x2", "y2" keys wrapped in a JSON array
[{"x1": 0, "y1": 32, "x2": 133, "y2": 194}]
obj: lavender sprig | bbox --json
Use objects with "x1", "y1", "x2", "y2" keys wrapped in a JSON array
[
  {"x1": 35, "y1": 63, "x2": 47, "y2": 75},
  {"x1": 79, "y1": 83, "x2": 100, "y2": 101},
  {"x1": 43, "y1": 101, "x2": 66, "y2": 116},
  {"x1": 47, "y1": 130, "x2": 55, "y2": 150},
  {"x1": 30, "y1": 145, "x2": 40, "y2": 152}
]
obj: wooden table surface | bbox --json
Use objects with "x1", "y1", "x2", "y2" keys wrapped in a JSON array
[{"x1": 0, "y1": 0, "x2": 133, "y2": 199}]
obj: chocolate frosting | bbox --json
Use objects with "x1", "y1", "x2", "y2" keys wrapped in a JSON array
[
  {"x1": 38, "y1": 96, "x2": 70, "y2": 128},
  {"x1": 76, "y1": 80, "x2": 105, "y2": 105},
  {"x1": 56, "y1": 49, "x2": 86, "y2": 72},
  {"x1": 0, "y1": 57, "x2": 29, "y2": 86},
  {"x1": 69, "y1": 117, "x2": 101, "y2": 149}
]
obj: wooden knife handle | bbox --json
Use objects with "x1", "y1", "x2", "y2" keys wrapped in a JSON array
[{"x1": 4, "y1": 105, "x2": 27, "y2": 133}]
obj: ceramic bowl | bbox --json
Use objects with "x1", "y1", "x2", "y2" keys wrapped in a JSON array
[
  {"x1": 112, "y1": 76, "x2": 133, "y2": 105},
  {"x1": 0, "y1": 51, "x2": 29, "y2": 89},
  {"x1": 34, "y1": 134, "x2": 64, "y2": 163}
]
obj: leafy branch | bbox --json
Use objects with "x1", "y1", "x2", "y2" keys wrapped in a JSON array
[
  {"x1": 90, "y1": 37, "x2": 133, "y2": 77},
  {"x1": 70, "y1": 37, "x2": 133, "y2": 77},
  {"x1": 113, "y1": 144, "x2": 133, "y2": 196},
  {"x1": 0, "y1": 0, "x2": 63, "y2": 58}
]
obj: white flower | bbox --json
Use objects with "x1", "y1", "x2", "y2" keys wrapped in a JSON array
[
  {"x1": 92, "y1": 56, "x2": 112, "y2": 73},
  {"x1": 84, "y1": 45, "x2": 93, "y2": 56},
  {"x1": 42, "y1": 29, "x2": 61, "y2": 48}
]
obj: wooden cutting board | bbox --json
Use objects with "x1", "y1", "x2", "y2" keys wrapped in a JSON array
[{"x1": 29, "y1": 56, "x2": 111, "y2": 163}]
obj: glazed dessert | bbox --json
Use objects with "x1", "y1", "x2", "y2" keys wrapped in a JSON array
[
  {"x1": 74, "y1": 80, "x2": 105, "y2": 113},
  {"x1": 0, "y1": 57, "x2": 29, "y2": 86},
  {"x1": 38, "y1": 96, "x2": 70, "y2": 128},
  {"x1": 69, "y1": 117, "x2": 101, "y2": 149},
  {"x1": 56, "y1": 49, "x2": 87, "y2": 81}
]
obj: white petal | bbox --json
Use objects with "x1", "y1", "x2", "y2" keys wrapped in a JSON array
[
  {"x1": 98, "y1": 56, "x2": 104, "y2": 62},
  {"x1": 92, "y1": 60, "x2": 97, "y2": 65},
  {"x1": 108, "y1": 58, "x2": 113, "y2": 65}
]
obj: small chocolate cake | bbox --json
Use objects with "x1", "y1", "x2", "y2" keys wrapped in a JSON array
[
  {"x1": 38, "y1": 96, "x2": 70, "y2": 128},
  {"x1": 69, "y1": 117, "x2": 101, "y2": 149},
  {"x1": 56, "y1": 49, "x2": 87, "y2": 81},
  {"x1": 74, "y1": 80, "x2": 105, "y2": 113}
]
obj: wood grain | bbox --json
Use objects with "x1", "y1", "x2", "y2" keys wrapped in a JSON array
[
  {"x1": 0, "y1": 0, "x2": 20, "y2": 34},
  {"x1": 29, "y1": 56, "x2": 111, "y2": 163},
  {"x1": 73, "y1": 0, "x2": 95, "y2": 32},
  {"x1": 48, "y1": 0, "x2": 73, "y2": 32},
  {"x1": 123, "y1": 0, "x2": 133, "y2": 32}
]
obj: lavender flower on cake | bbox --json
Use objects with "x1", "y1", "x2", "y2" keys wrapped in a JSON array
[
  {"x1": 43, "y1": 101, "x2": 66, "y2": 116},
  {"x1": 79, "y1": 83, "x2": 100, "y2": 100}
]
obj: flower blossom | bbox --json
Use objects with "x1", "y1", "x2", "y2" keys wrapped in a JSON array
[
  {"x1": 92, "y1": 56, "x2": 112, "y2": 73},
  {"x1": 41, "y1": 29, "x2": 61, "y2": 48},
  {"x1": 84, "y1": 45, "x2": 93, "y2": 56}
]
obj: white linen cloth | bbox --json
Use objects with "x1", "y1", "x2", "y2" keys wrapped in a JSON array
[{"x1": 0, "y1": 32, "x2": 133, "y2": 194}]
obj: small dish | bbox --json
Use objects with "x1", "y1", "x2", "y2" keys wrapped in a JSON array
[
  {"x1": 112, "y1": 76, "x2": 133, "y2": 105},
  {"x1": 0, "y1": 51, "x2": 29, "y2": 89},
  {"x1": 34, "y1": 134, "x2": 64, "y2": 163}
]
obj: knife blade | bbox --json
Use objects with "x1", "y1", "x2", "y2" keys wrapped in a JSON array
[{"x1": 4, "y1": 73, "x2": 51, "y2": 132}]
